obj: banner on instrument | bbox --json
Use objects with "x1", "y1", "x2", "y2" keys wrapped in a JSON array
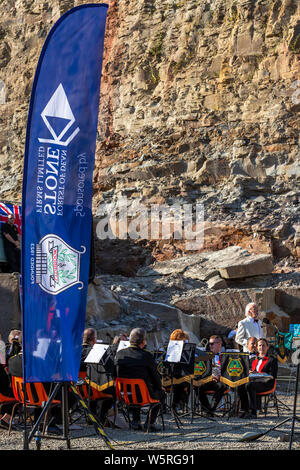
[
  {"x1": 21, "y1": 4, "x2": 108, "y2": 382},
  {"x1": 276, "y1": 331, "x2": 290, "y2": 363},
  {"x1": 193, "y1": 352, "x2": 214, "y2": 386},
  {"x1": 220, "y1": 352, "x2": 249, "y2": 388}
]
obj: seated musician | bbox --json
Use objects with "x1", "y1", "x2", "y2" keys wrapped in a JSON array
[
  {"x1": 110, "y1": 333, "x2": 129, "y2": 357},
  {"x1": 247, "y1": 336, "x2": 258, "y2": 360},
  {"x1": 114, "y1": 327, "x2": 165, "y2": 432},
  {"x1": 167, "y1": 329, "x2": 192, "y2": 412},
  {"x1": 6, "y1": 335, "x2": 70, "y2": 434},
  {"x1": 239, "y1": 337, "x2": 278, "y2": 419},
  {"x1": 196, "y1": 335, "x2": 228, "y2": 416},
  {"x1": 0, "y1": 362, "x2": 15, "y2": 429},
  {"x1": 80, "y1": 328, "x2": 97, "y2": 372},
  {"x1": 5, "y1": 330, "x2": 22, "y2": 364},
  {"x1": 80, "y1": 328, "x2": 115, "y2": 425}
]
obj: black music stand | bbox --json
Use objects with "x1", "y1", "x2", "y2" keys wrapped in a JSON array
[
  {"x1": 84, "y1": 343, "x2": 115, "y2": 422},
  {"x1": 163, "y1": 342, "x2": 196, "y2": 428}
]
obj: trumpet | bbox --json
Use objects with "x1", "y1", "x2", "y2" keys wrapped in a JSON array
[{"x1": 198, "y1": 338, "x2": 208, "y2": 349}]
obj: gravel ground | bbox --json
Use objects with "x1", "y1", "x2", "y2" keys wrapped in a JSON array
[{"x1": 1, "y1": 391, "x2": 300, "y2": 453}]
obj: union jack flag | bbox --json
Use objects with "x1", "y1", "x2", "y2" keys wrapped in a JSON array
[{"x1": 0, "y1": 202, "x2": 22, "y2": 234}]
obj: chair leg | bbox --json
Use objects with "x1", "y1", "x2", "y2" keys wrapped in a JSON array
[
  {"x1": 264, "y1": 396, "x2": 268, "y2": 417},
  {"x1": 274, "y1": 394, "x2": 280, "y2": 417},
  {"x1": 159, "y1": 404, "x2": 165, "y2": 431},
  {"x1": 8, "y1": 402, "x2": 20, "y2": 436}
]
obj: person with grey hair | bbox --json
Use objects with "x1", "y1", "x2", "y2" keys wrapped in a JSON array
[
  {"x1": 114, "y1": 327, "x2": 165, "y2": 432},
  {"x1": 235, "y1": 303, "x2": 265, "y2": 352}
]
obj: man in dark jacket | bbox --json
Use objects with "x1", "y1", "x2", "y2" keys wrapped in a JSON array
[
  {"x1": 80, "y1": 328, "x2": 97, "y2": 372},
  {"x1": 1, "y1": 214, "x2": 20, "y2": 273},
  {"x1": 114, "y1": 327, "x2": 165, "y2": 431}
]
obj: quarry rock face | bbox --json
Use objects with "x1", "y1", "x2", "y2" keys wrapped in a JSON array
[
  {"x1": 0, "y1": 0, "x2": 299, "y2": 263},
  {"x1": 0, "y1": 0, "x2": 299, "y2": 342}
]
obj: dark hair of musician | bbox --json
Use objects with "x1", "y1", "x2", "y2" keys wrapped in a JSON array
[
  {"x1": 82, "y1": 328, "x2": 97, "y2": 344},
  {"x1": 257, "y1": 337, "x2": 268, "y2": 346},
  {"x1": 170, "y1": 329, "x2": 189, "y2": 341},
  {"x1": 129, "y1": 328, "x2": 146, "y2": 346},
  {"x1": 112, "y1": 333, "x2": 129, "y2": 345}
]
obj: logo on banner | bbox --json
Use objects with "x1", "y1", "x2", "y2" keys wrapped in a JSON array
[
  {"x1": 226, "y1": 357, "x2": 244, "y2": 377},
  {"x1": 38, "y1": 83, "x2": 80, "y2": 146},
  {"x1": 194, "y1": 361, "x2": 206, "y2": 376},
  {"x1": 35, "y1": 234, "x2": 86, "y2": 295}
]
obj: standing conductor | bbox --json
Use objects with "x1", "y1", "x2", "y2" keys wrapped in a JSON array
[{"x1": 235, "y1": 303, "x2": 265, "y2": 352}]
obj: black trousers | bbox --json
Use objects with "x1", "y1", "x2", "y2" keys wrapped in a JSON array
[
  {"x1": 131, "y1": 390, "x2": 165, "y2": 424},
  {"x1": 4, "y1": 244, "x2": 20, "y2": 273},
  {"x1": 196, "y1": 381, "x2": 228, "y2": 411},
  {"x1": 238, "y1": 381, "x2": 273, "y2": 411},
  {"x1": 173, "y1": 382, "x2": 190, "y2": 407},
  {"x1": 0, "y1": 364, "x2": 15, "y2": 414}
]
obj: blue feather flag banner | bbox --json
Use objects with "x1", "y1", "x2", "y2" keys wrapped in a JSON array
[{"x1": 21, "y1": 4, "x2": 108, "y2": 382}]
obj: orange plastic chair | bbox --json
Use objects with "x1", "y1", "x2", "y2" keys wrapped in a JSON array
[
  {"x1": 10, "y1": 376, "x2": 61, "y2": 435},
  {"x1": 0, "y1": 392, "x2": 17, "y2": 432},
  {"x1": 256, "y1": 379, "x2": 279, "y2": 417},
  {"x1": 115, "y1": 377, "x2": 164, "y2": 431},
  {"x1": 77, "y1": 371, "x2": 113, "y2": 401},
  {"x1": 75, "y1": 371, "x2": 116, "y2": 426}
]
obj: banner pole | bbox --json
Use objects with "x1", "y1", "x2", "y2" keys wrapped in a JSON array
[
  {"x1": 62, "y1": 382, "x2": 71, "y2": 450},
  {"x1": 289, "y1": 361, "x2": 300, "y2": 450},
  {"x1": 27, "y1": 382, "x2": 62, "y2": 445},
  {"x1": 22, "y1": 381, "x2": 29, "y2": 450}
]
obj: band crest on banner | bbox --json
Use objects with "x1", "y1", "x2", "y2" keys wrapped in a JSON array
[
  {"x1": 227, "y1": 357, "x2": 244, "y2": 377},
  {"x1": 194, "y1": 360, "x2": 207, "y2": 376},
  {"x1": 35, "y1": 233, "x2": 86, "y2": 294}
]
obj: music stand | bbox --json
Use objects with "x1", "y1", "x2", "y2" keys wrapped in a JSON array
[
  {"x1": 84, "y1": 344, "x2": 114, "y2": 415},
  {"x1": 163, "y1": 341, "x2": 196, "y2": 427}
]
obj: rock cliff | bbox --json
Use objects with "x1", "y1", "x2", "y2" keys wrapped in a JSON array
[{"x1": 0, "y1": 0, "x2": 300, "y2": 342}]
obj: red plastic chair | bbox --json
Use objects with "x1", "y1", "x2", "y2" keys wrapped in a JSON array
[{"x1": 115, "y1": 377, "x2": 164, "y2": 432}]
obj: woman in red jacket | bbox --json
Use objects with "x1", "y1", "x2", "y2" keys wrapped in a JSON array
[{"x1": 240, "y1": 337, "x2": 278, "y2": 418}]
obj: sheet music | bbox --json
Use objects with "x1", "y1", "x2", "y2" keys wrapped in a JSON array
[
  {"x1": 33, "y1": 338, "x2": 51, "y2": 360},
  {"x1": 84, "y1": 343, "x2": 110, "y2": 363},
  {"x1": 117, "y1": 340, "x2": 130, "y2": 352},
  {"x1": 165, "y1": 340, "x2": 184, "y2": 363}
]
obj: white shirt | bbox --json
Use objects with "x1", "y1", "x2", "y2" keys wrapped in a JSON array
[{"x1": 251, "y1": 317, "x2": 261, "y2": 336}]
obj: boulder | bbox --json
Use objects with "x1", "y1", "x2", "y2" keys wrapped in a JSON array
[
  {"x1": 218, "y1": 253, "x2": 274, "y2": 279},
  {"x1": 138, "y1": 246, "x2": 274, "y2": 283},
  {"x1": 206, "y1": 275, "x2": 228, "y2": 290},
  {"x1": 86, "y1": 282, "x2": 121, "y2": 323}
]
